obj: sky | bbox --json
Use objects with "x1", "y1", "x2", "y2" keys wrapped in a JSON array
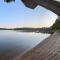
[
  {"x1": 56, "y1": 0, "x2": 60, "y2": 2},
  {"x1": 0, "y1": 0, "x2": 57, "y2": 28}
]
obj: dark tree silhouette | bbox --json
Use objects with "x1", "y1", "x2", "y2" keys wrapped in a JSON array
[
  {"x1": 4, "y1": 0, "x2": 15, "y2": 3},
  {"x1": 5, "y1": 0, "x2": 60, "y2": 16}
]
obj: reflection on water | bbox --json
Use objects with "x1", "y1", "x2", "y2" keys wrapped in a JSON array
[{"x1": 0, "y1": 30, "x2": 50, "y2": 60}]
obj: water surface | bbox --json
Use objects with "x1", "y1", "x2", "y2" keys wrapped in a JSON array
[{"x1": 0, "y1": 30, "x2": 50, "y2": 60}]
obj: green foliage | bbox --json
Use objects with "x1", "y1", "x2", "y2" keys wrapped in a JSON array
[{"x1": 52, "y1": 19, "x2": 60, "y2": 31}]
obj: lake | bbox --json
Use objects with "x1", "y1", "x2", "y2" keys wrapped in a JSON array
[{"x1": 0, "y1": 30, "x2": 50, "y2": 60}]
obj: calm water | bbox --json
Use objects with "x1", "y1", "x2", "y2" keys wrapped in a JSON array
[{"x1": 0, "y1": 30, "x2": 50, "y2": 60}]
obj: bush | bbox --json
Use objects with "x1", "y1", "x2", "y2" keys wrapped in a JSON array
[{"x1": 52, "y1": 19, "x2": 60, "y2": 31}]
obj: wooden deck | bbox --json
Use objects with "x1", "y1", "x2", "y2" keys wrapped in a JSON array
[{"x1": 16, "y1": 32, "x2": 60, "y2": 60}]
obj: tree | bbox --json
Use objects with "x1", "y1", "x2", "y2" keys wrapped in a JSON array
[
  {"x1": 5, "y1": 0, "x2": 60, "y2": 16},
  {"x1": 4, "y1": 0, "x2": 15, "y2": 3},
  {"x1": 52, "y1": 18, "x2": 60, "y2": 31}
]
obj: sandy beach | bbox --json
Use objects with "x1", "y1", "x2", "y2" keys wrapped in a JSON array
[{"x1": 15, "y1": 32, "x2": 60, "y2": 60}]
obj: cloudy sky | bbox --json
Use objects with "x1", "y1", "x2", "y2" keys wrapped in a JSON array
[{"x1": 0, "y1": 0, "x2": 57, "y2": 28}]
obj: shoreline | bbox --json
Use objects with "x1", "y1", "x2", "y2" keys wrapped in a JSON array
[
  {"x1": 12, "y1": 32, "x2": 51, "y2": 60},
  {"x1": 14, "y1": 32, "x2": 60, "y2": 60}
]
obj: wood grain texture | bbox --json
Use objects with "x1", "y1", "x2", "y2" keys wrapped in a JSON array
[{"x1": 16, "y1": 32, "x2": 60, "y2": 60}]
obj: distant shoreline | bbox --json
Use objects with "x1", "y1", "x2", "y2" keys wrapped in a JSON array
[{"x1": 0, "y1": 27, "x2": 54, "y2": 34}]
